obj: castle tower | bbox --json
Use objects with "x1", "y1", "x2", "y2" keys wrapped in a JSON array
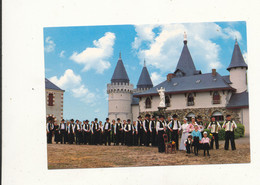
[
  {"x1": 107, "y1": 53, "x2": 133, "y2": 121},
  {"x1": 227, "y1": 40, "x2": 248, "y2": 93},
  {"x1": 136, "y1": 59, "x2": 153, "y2": 92}
]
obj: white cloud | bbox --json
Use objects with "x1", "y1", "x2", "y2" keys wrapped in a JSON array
[
  {"x1": 45, "y1": 36, "x2": 56, "y2": 53},
  {"x1": 151, "y1": 72, "x2": 164, "y2": 86},
  {"x1": 49, "y1": 69, "x2": 81, "y2": 90},
  {"x1": 49, "y1": 69, "x2": 97, "y2": 105},
  {"x1": 70, "y1": 32, "x2": 116, "y2": 73},
  {"x1": 59, "y1": 50, "x2": 65, "y2": 58},
  {"x1": 132, "y1": 23, "x2": 241, "y2": 73},
  {"x1": 243, "y1": 51, "x2": 248, "y2": 64}
]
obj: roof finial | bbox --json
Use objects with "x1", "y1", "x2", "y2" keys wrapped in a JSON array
[
  {"x1": 144, "y1": 59, "x2": 146, "y2": 67},
  {"x1": 184, "y1": 32, "x2": 187, "y2": 45},
  {"x1": 119, "y1": 51, "x2": 121, "y2": 59},
  {"x1": 235, "y1": 37, "x2": 238, "y2": 45}
]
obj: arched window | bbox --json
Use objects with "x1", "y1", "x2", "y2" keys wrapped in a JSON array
[
  {"x1": 213, "y1": 91, "x2": 220, "y2": 104},
  {"x1": 48, "y1": 93, "x2": 54, "y2": 106},
  {"x1": 145, "y1": 97, "x2": 151, "y2": 109},
  {"x1": 187, "y1": 93, "x2": 194, "y2": 106},
  {"x1": 212, "y1": 111, "x2": 224, "y2": 121},
  {"x1": 186, "y1": 112, "x2": 195, "y2": 122},
  {"x1": 165, "y1": 95, "x2": 170, "y2": 107}
]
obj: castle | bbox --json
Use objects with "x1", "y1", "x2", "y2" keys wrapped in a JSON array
[{"x1": 107, "y1": 35, "x2": 249, "y2": 134}]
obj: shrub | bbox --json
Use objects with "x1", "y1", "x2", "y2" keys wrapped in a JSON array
[{"x1": 235, "y1": 124, "x2": 245, "y2": 137}]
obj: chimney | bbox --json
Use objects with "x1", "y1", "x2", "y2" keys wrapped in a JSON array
[
  {"x1": 167, "y1": 73, "x2": 174, "y2": 81},
  {"x1": 212, "y1": 69, "x2": 216, "y2": 76}
]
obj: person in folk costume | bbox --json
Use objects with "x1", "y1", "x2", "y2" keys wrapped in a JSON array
[
  {"x1": 59, "y1": 119, "x2": 67, "y2": 144},
  {"x1": 114, "y1": 118, "x2": 123, "y2": 145},
  {"x1": 201, "y1": 131, "x2": 211, "y2": 156},
  {"x1": 124, "y1": 119, "x2": 133, "y2": 146},
  {"x1": 149, "y1": 115, "x2": 157, "y2": 147},
  {"x1": 90, "y1": 121, "x2": 95, "y2": 145},
  {"x1": 68, "y1": 119, "x2": 76, "y2": 144},
  {"x1": 179, "y1": 118, "x2": 190, "y2": 151},
  {"x1": 222, "y1": 115, "x2": 237, "y2": 150},
  {"x1": 187, "y1": 117, "x2": 198, "y2": 133},
  {"x1": 103, "y1": 118, "x2": 112, "y2": 146},
  {"x1": 207, "y1": 116, "x2": 221, "y2": 149},
  {"x1": 143, "y1": 114, "x2": 151, "y2": 147},
  {"x1": 46, "y1": 118, "x2": 54, "y2": 144},
  {"x1": 166, "y1": 116, "x2": 172, "y2": 139},
  {"x1": 111, "y1": 119, "x2": 116, "y2": 145},
  {"x1": 184, "y1": 134, "x2": 193, "y2": 154},
  {"x1": 196, "y1": 115, "x2": 205, "y2": 136},
  {"x1": 132, "y1": 121, "x2": 138, "y2": 146},
  {"x1": 136, "y1": 116, "x2": 144, "y2": 146},
  {"x1": 53, "y1": 121, "x2": 60, "y2": 144},
  {"x1": 99, "y1": 121, "x2": 104, "y2": 145},
  {"x1": 64, "y1": 120, "x2": 70, "y2": 144},
  {"x1": 191, "y1": 125, "x2": 202, "y2": 156},
  {"x1": 156, "y1": 115, "x2": 167, "y2": 153},
  {"x1": 82, "y1": 120, "x2": 91, "y2": 145},
  {"x1": 167, "y1": 114, "x2": 181, "y2": 150},
  {"x1": 122, "y1": 120, "x2": 127, "y2": 145},
  {"x1": 93, "y1": 118, "x2": 100, "y2": 145},
  {"x1": 75, "y1": 120, "x2": 82, "y2": 145}
]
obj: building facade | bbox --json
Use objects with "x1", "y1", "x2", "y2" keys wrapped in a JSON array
[
  {"x1": 107, "y1": 35, "x2": 249, "y2": 134},
  {"x1": 45, "y1": 78, "x2": 65, "y2": 124}
]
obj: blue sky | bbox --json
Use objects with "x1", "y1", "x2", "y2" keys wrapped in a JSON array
[{"x1": 44, "y1": 21, "x2": 247, "y2": 122}]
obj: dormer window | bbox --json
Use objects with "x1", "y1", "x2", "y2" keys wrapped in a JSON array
[
  {"x1": 165, "y1": 95, "x2": 170, "y2": 107},
  {"x1": 175, "y1": 71, "x2": 184, "y2": 77},
  {"x1": 196, "y1": 80, "x2": 201, "y2": 84},
  {"x1": 212, "y1": 91, "x2": 221, "y2": 104},
  {"x1": 48, "y1": 93, "x2": 54, "y2": 106}
]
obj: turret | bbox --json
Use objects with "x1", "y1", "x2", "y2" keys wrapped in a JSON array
[
  {"x1": 136, "y1": 59, "x2": 153, "y2": 92},
  {"x1": 227, "y1": 40, "x2": 248, "y2": 93}
]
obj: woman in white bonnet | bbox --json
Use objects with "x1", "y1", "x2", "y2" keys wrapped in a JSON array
[{"x1": 179, "y1": 118, "x2": 190, "y2": 150}]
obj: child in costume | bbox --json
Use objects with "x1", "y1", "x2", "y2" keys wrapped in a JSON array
[
  {"x1": 184, "y1": 134, "x2": 193, "y2": 154},
  {"x1": 201, "y1": 131, "x2": 211, "y2": 156}
]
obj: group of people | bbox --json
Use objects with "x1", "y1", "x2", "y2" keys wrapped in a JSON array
[{"x1": 46, "y1": 113, "x2": 238, "y2": 156}]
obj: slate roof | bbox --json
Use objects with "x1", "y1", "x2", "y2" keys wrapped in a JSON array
[
  {"x1": 111, "y1": 55, "x2": 130, "y2": 83},
  {"x1": 134, "y1": 72, "x2": 234, "y2": 97},
  {"x1": 131, "y1": 97, "x2": 139, "y2": 105},
  {"x1": 174, "y1": 42, "x2": 197, "y2": 76},
  {"x1": 137, "y1": 64, "x2": 153, "y2": 89},
  {"x1": 45, "y1": 78, "x2": 64, "y2": 91},
  {"x1": 227, "y1": 91, "x2": 249, "y2": 108},
  {"x1": 222, "y1": 75, "x2": 232, "y2": 84},
  {"x1": 227, "y1": 41, "x2": 248, "y2": 71}
]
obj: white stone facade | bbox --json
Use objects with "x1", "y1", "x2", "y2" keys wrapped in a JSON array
[{"x1": 229, "y1": 67, "x2": 247, "y2": 93}]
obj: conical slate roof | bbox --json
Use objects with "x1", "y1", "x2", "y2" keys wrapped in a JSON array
[
  {"x1": 45, "y1": 78, "x2": 64, "y2": 91},
  {"x1": 137, "y1": 60, "x2": 153, "y2": 89},
  {"x1": 174, "y1": 40, "x2": 197, "y2": 76},
  {"x1": 111, "y1": 53, "x2": 130, "y2": 83},
  {"x1": 227, "y1": 41, "x2": 248, "y2": 71}
]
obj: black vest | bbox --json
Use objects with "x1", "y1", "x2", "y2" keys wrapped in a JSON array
[
  {"x1": 144, "y1": 120, "x2": 150, "y2": 130},
  {"x1": 104, "y1": 122, "x2": 111, "y2": 130},
  {"x1": 150, "y1": 121, "x2": 156, "y2": 130}
]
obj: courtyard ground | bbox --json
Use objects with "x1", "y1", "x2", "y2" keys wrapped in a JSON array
[{"x1": 47, "y1": 136, "x2": 250, "y2": 169}]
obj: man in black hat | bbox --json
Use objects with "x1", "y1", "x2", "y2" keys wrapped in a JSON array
[
  {"x1": 103, "y1": 118, "x2": 112, "y2": 145},
  {"x1": 75, "y1": 120, "x2": 82, "y2": 145},
  {"x1": 124, "y1": 119, "x2": 133, "y2": 146},
  {"x1": 114, "y1": 118, "x2": 123, "y2": 145},
  {"x1": 222, "y1": 115, "x2": 237, "y2": 150},
  {"x1": 143, "y1": 114, "x2": 151, "y2": 147},
  {"x1": 167, "y1": 114, "x2": 181, "y2": 150},
  {"x1": 92, "y1": 118, "x2": 100, "y2": 145},
  {"x1": 68, "y1": 119, "x2": 76, "y2": 144},
  {"x1": 156, "y1": 115, "x2": 166, "y2": 153},
  {"x1": 59, "y1": 119, "x2": 67, "y2": 144},
  {"x1": 46, "y1": 118, "x2": 54, "y2": 144},
  {"x1": 82, "y1": 120, "x2": 91, "y2": 144},
  {"x1": 149, "y1": 115, "x2": 157, "y2": 147},
  {"x1": 136, "y1": 115, "x2": 144, "y2": 146},
  {"x1": 207, "y1": 116, "x2": 221, "y2": 149}
]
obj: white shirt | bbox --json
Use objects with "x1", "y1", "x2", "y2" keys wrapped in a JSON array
[
  {"x1": 223, "y1": 120, "x2": 237, "y2": 131},
  {"x1": 104, "y1": 122, "x2": 110, "y2": 130},
  {"x1": 168, "y1": 120, "x2": 181, "y2": 131},
  {"x1": 207, "y1": 121, "x2": 221, "y2": 133},
  {"x1": 181, "y1": 123, "x2": 189, "y2": 133},
  {"x1": 156, "y1": 121, "x2": 166, "y2": 132}
]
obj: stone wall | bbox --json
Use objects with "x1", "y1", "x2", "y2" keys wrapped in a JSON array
[{"x1": 140, "y1": 107, "x2": 241, "y2": 123}]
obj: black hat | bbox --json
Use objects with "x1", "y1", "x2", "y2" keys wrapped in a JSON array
[
  {"x1": 86, "y1": 120, "x2": 89, "y2": 122},
  {"x1": 152, "y1": 115, "x2": 156, "y2": 119},
  {"x1": 95, "y1": 118, "x2": 98, "y2": 121},
  {"x1": 145, "y1": 114, "x2": 150, "y2": 118},
  {"x1": 127, "y1": 119, "x2": 131, "y2": 122},
  {"x1": 106, "y1": 118, "x2": 109, "y2": 121},
  {"x1": 172, "y1": 114, "x2": 178, "y2": 118},
  {"x1": 210, "y1": 116, "x2": 215, "y2": 119},
  {"x1": 117, "y1": 118, "x2": 121, "y2": 121},
  {"x1": 138, "y1": 116, "x2": 142, "y2": 119},
  {"x1": 226, "y1": 114, "x2": 231, "y2": 118},
  {"x1": 159, "y1": 115, "x2": 165, "y2": 119},
  {"x1": 197, "y1": 115, "x2": 202, "y2": 119},
  {"x1": 76, "y1": 119, "x2": 79, "y2": 122},
  {"x1": 61, "y1": 119, "x2": 65, "y2": 121},
  {"x1": 70, "y1": 119, "x2": 74, "y2": 122}
]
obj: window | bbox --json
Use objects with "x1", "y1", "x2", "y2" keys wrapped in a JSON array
[
  {"x1": 165, "y1": 96, "x2": 170, "y2": 107},
  {"x1": 212, "y1": 111, "x2": 224, "y2": 121},
  {"x1": 212, "y1": 91, "x2": 220, "y2": 104},
  {"x1": 48, "y1": 93, "x2": 54, "y2": 106},
  {"x1": 187, "y1": 93, "x2": 194, "y2": 106},
  {"x1": 145, "y1": 97, "x2": 151, "y2": 109}
]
